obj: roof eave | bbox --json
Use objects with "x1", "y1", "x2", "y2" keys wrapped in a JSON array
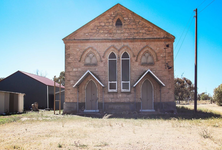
[
  {"x1": 133, "y1": 69, "x2": 165, "y2": 87},
  {"x1": 73, "y1": 70, "x2": 104, "y2": 88}
]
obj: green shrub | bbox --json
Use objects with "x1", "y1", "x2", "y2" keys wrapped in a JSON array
[
  {"x1": 213, "y1": 84, "x2": 222, "y2": 106},
  {"x1": 58, "y1": 143, "x2": 62, "y2": 148}
]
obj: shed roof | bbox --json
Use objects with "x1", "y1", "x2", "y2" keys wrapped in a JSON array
[
  {"x1": 133, "y1": 69, "x2": 165, "y2": 87},
  {"x1": 20, "y1": 71, "x2": 65, "y2": 88},
  {"x1": 73, "y1": 70, "x2": 104, "y2": 87},
  {"x1": 0, "y1": 71, "x2": 64, "y2": 88}
]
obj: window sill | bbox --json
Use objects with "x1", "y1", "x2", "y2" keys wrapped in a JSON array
[
  {"x1": 121, "y1": 90, "x2": 131, "y2": 93},
  {"x1": 108, "y1": 90, "x2": 117, "y2": 93}
]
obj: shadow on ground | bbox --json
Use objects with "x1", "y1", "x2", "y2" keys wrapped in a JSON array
[{"x1": 77, "y1": 106, "x2": 222, "y2": 120}]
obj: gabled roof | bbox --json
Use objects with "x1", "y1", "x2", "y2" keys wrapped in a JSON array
[
  {"x1": 73, "y1": 70, "x2": 104, "y2": 87},
  {"x1": 20, "y1": 71, "x2": 65, "y2": 88},
  {"x1": 0, "y1": 71, "x2": 64, "y2": 88},
  {"x1": 133, "y1": 69, "x2": 165, "y2": 87},
  {"x1": 63, "y1": 3, "x2": 175, "y2": 41}
]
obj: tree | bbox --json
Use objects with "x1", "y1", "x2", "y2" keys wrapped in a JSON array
[
  {"x1": 36, "y1": 69, "x2": 47, "y2": 77},
  {"x1": 174, "y1": 77, "x2": 194, "y2": 103},
  {"x1": 213, "y1": 84, "x2": 222, "y2": 106},
  {"x1": 54, "y1": 71, "x2": 65, "y2": 86},
  {"x1": 199, "y1": 92, "x2": 211, "y2": 100},
  {"x1": 0, "y1": 77, "x2": 4, "y2": 81}
]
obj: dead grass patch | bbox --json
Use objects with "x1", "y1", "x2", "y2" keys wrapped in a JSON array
[{"x1": 0, "y1": 106, "x2": 222, "y2": 149}]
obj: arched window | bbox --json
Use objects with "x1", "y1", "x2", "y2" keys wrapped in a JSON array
[
  {"x1": 141, "y1": 52, "x2": 154, "y2": 65},
  {"x1": 84, "y1": 53, "x2": 97, "y2": 65},
  {"x1": 108, "y1": 52, "x2": 117, "y2": 92},
  {"x1": 115, "y1": 18, "x2": 122, "y2": 27},
  {"x1": 121, "y1": 52, "x2": 130, "y2": 92}
]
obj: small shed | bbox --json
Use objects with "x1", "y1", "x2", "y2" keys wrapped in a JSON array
[
  {"x1": 0, "y1": 71, "x2": 65, "y2": 110},
  {"x1": 0, "y1": 91, "x2": 25, "y2": 114}
]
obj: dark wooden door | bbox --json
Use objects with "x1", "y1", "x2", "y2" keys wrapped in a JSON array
[
  {"x1": 9, "y1": 93, "x2": 14, "y2": 112},
  {"x1": 86, "y1": 81, "x2": 97, "y2": 110},
  {"x1": 141, "y1": 80, "x2": 153, "y2": 110}
]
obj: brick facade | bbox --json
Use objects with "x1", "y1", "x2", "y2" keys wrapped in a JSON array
[{"x1": 63, "y1": 4, "x2": 176, "y2": 114}]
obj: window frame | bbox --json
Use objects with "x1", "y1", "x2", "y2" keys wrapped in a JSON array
[
  {"x1": 108, "y1": 52, "x2": 117, "y2": 92},
  {"x1": 121, "y1": 52, "x2": 130, "y2": 92}
]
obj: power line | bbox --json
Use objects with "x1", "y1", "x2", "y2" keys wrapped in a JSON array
[
  {"x1": 197, "y1": 0, "x2": 206, "y2": 8},
  {"x1": 174, "y1": 0, "x2": 215, "y2": 61},
  {"x1": 199, "y1": 0, "x2": 215, "y2": 14},
  {"x1": 174, "y1": 12, "x2": 194, "y2": 51},
  {"x1": 174, "y1": 17, "x2": 194, "y2": 60}
]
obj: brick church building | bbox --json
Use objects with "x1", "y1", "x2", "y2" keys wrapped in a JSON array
[{"x1": 63, "y1": 4, "x2": 176, "y2": 114}]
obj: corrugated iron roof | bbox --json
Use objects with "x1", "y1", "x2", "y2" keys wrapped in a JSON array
[{"x1": 20, "y1": 71, "x2": 65, "y2": 88}]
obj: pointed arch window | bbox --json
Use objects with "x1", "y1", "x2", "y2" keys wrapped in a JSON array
[
  {"x1": 121, "y1": 52, "x2": 130, "y2": 92},
  {"x1": 115, "y1": 18, "x2": 122, "y2": 27},
  {"x1": 141, "y1": 52, "x2": 154, "y2": 65},
  {"x1": 108, "y1": 52, "x2": 117, "y2": 92},
  {"x1": 85, "y1": 52, "x2": 97, "y2": 65}
]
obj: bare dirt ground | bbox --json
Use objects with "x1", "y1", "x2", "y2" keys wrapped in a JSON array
[{"x1": 0, "y1": 104, "x2": 222, "y2": 150}]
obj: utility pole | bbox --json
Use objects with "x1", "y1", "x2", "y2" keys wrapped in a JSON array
[{"x1": 194, "y1": 9, "x2": 197, "y2": 113}]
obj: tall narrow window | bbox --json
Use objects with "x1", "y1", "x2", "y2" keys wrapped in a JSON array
[
  {"x1": 108, "y1": 52, "x2": 117, "y2": 92},
  {"x1": 121, "y1": 52, "x2": 130, "y2": 92}
]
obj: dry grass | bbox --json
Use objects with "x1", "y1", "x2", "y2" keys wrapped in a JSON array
[
  {"x1": 0, "y1": 105, "x2": 222, "y2": 150},
  {"x1": 178, "y1": 103, "x2": 222, "y2": 116}
]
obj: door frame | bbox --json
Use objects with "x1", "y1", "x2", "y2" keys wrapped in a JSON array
[
  {"x1": 84, "y1": 79, "x2": 99, "y2": 112},
  {"x1": 140, "y1": 79, "x2": 155, "y2": 112}
]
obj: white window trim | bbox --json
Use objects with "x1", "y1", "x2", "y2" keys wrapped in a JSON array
[
  {"x1": 108, "y1": 52, "x2": 117, "y2": 92},
  {"x1": 108, "y1": 81, "x2": 117, "y2": 92},
  {"x1": 121, "y1": 52, "x2": 130, "y2": 92},
  {"x1": 121, "y1": 81, "x2": 130, "y2": 92}
]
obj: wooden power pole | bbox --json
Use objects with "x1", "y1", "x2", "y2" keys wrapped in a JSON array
[{"x1": 194, "y1": 9, "x2": 198, "y2": 113}]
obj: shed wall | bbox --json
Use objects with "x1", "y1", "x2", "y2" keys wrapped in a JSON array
[
  {"x1": 48, "y1": 86, "x2": 65, "y2": 110},
  {"x1": 0, "y1": 72, "x2": 47, "y2": 109}
]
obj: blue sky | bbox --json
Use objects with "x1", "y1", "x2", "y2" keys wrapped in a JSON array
[{"x1": 0, "y1": 0, "x2": 221, "y2": 96}]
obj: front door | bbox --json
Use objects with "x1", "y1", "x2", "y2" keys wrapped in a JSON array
[
  {"x1": 141, "y1": 80, "x2": 153, "y2": 110},
  {"x1": 85, "y1": 80, "x2": 98, "y2": 111}
]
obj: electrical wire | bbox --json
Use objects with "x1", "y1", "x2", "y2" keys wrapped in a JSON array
[
  {"x1": 199, "y1": 0, "x2": 215, "y2": 14},
  {"x1": 174, "y1": 0, "x2": 214, "y2": 60},
  {"x1": 174, "y1": 12, "x2": 194, "y2": 51},
  {"x1": 174, "y1": 17, "x2": 194, "y2": 60},
  {"x1": 197, "y1": 0, "x2": 206, "y2": 8}
]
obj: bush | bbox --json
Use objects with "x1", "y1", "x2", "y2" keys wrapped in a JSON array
[
  {"x1": 213, "y1": 84, "x2": 222, "y2": 106},
  {"x1": 200, "y1": 93, "x2": 211, "y2": 100}
]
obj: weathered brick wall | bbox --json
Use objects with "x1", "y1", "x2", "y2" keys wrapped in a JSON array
[
  {"x1": 65, "y1": 41, "x2": 174, "y2": 104},
  {"x1": 63, "y1": 4, "x2": 175, "y2": 112}
]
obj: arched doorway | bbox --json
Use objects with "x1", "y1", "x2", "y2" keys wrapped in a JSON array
[
  {"x1": 85, "y1": 80, "x2": 98, "y2": 112},
  {"x1": 141, "y1": 79, "x2": 154, "y2": 111}
]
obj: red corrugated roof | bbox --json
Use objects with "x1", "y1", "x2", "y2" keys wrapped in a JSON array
[{"x1": 20, "y1": 71, "x2": 65, "y2": 88}]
